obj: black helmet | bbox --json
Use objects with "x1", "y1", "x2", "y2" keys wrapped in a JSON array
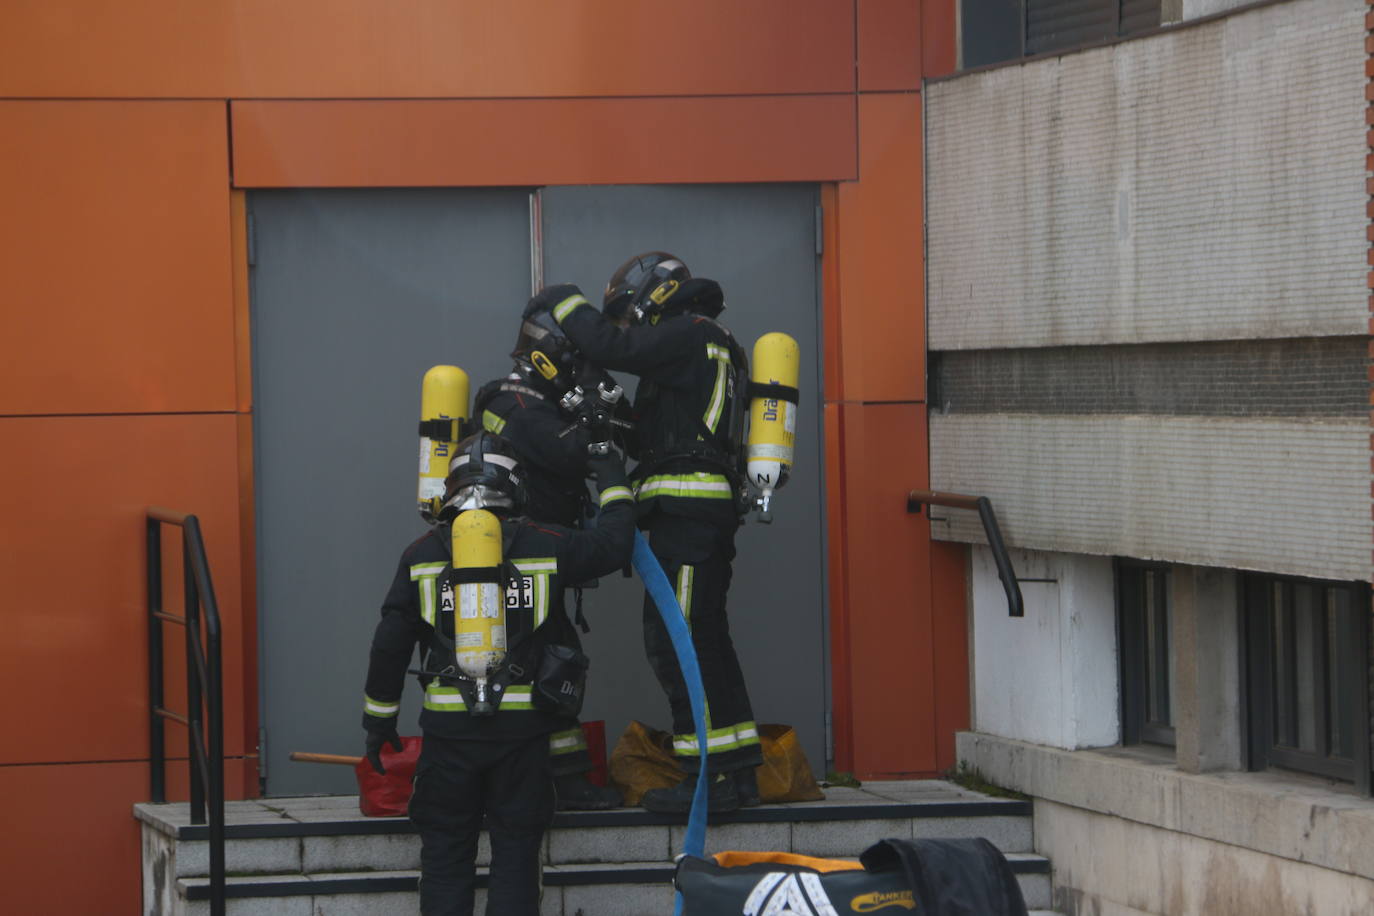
[
  {"x1": 439, "y1": 432, "x2": 525, "y2": 519},
  {"x1": 511, "y1": 309, "x2": 582, "y2": 399},
  {"x1": 603, "y1": 252, "x2": 691, "y2": 324}
]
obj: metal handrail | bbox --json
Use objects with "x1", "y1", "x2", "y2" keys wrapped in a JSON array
[
  {"x1": 908, "y1": 490, "x2": 1025, "y2": 617},
  {"x1": 147, "y1": 508, "x2": 225, "y2": 916}
]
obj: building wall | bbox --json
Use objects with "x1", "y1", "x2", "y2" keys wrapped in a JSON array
[
  {"x1": 969, "y1": 547, "x2": 1118, "y2": 749},
  {"x1": 0, "y1": 2, "x2": 960, "y2": 910},
  {"x1": 925, "y1": 0, "x2": 1371, "y2": 583},
  {"x1": 935, "y1": 0, "x2": 1374, "y2": 911},
  {"x1": 929, "y1": 0, "x2": 1367, "y2": 350}
]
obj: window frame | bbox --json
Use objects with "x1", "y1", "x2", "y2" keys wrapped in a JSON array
[
  {"x1": 1242, "y1": 573, "x2": 1371, "y2": 792},
  {"x1": 1116, "y1": 559, "x2": 1177, "y2": 748}
]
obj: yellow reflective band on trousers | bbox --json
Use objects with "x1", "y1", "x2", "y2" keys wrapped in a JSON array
[
  {"x1": 424, "y1": 683, "x2": 534, "y2": 711},
  {"x1": 635, "y1": 472, "x2": 733, "y2": 500},
  {"x1": 673, "y1": 721, "x2": 761, "y2": 756},
  {"x1": 676, "y1": 565, "x2": 695, "y2": 625},
  {"x1": 549, "y1": 727, "x2": 587, "y2": 756},
  {"x1": 552, "y1": 294, "x2": 590, "y2": 323}
]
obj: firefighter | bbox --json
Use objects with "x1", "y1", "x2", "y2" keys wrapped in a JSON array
[
  {"x1": 527, "y1": 252, "x2": 762, "y2": 814},
  {"x1": 361, "y1": 432, "x2": 635, "y2": 916},
  {"x1": 466, "y1": 310, "x2": 627, "y2": 810}
]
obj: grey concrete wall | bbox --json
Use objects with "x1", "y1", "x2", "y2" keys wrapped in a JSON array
[
  {"x1": 927, "y1": 0, "x2": 1367, "y2": 351},
  {"x1": 930, "y1": 414, "x2": 1371, "y2": 582},
  {"x1": 1038, "y1": 800, "x2": 1374, "y2": 915},
  {"x1": 958, "y1": 731, "x2": 1374, "y2": 908},
  {"x1": 925, "y1": 0, "x2": 1372, "y2": 582}
]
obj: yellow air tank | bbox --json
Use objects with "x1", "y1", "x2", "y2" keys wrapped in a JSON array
[
  {"x1": 746, "y1": 332, "x2": 800, "y2": 521},
  {"x1": 417, "y1": 365, "x2": 470, "y2": 521},
  {"x1": 451, "y1": 509, "x2": 506, "y2": 714}
]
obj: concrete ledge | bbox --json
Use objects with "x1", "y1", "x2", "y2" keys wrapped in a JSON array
[{"x1": 957, "y1": 731, "x2": 1374, "y2": 879}]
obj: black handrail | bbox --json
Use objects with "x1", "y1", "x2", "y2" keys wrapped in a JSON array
[
  {"x1": 147, "y1": 508, "x2": 225, "y2": 916},
  {"x1": 908, "y1": 490, "x2": 1025, "y2": 617}
]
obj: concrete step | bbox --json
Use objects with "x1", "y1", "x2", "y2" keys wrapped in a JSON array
[
  {"x1": 138, "y1": 783, "x2": 1036, "y2": 881},
  {"x1": 138, "y1": 779, "x2": 1050, "y2": 914},
  {"x1": 176, "y1": 854, "x2": 1052, "y2": 915}
]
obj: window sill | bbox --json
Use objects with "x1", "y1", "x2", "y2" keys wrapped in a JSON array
[{"x1": 957, "y1": 731, "x2": 1374, "y2": 880}]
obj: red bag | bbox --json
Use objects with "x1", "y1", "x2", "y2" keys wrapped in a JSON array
[{"x1": 354, "y1": 735, "x2": 422, "y2": 817}]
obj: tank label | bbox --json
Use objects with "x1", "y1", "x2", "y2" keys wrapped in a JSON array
[{"x1": 419, "y1": 438, "x2": 433, "y2": 473}]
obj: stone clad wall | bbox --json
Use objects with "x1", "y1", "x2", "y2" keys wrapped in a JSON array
[{"x1": 925, "y1": 0, "x2": 1371, "y2": 583}]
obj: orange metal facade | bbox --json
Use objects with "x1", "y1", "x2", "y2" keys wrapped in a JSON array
[{"x1": 0, "y1": 1, "x2": 964, "y2": 909}]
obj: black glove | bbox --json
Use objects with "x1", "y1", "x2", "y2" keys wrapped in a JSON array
[
  {"x1": 364, "y1": 729, "x2": 403, "y2": 775},
  {"x1": 524, "y1": 283, "x2": 586, "y2": 320},
  {"x1": 587, "y1": 448, "x2": 626, "y2": 481}
]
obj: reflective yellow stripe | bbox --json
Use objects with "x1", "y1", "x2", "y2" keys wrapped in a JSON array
[
  {"x1": 552, "y1": 294, "x2": 590, "y2": 323},
  {"x1": 550, "y1": 727, "x2": 588, "y2": 754},
  {"x1": 673, "y1": 721, "x2": 761, "y2": 756},
  {"x1": 703, "y1": 343, "x2": 733, "y2": 433},
  {"x1": 676, "y1": 565, "x2": 694, "y2": 625},
  {"x1": 482, "y1": 409, "x2": 506, "y2": 434},
  {"x1": 364, "y1": 695, "x2": 400, "y2": 717},
  {"x1": 599, "y1": 485, "x2": 633, "y2": 507},
  {"x1": 635, "y1": 473, "x2": 734, "y2": 500},
  {"x1": 410, "y1": 563, "x2": 447, "y2": 626},
  {"x1": 423, "y1": 684, "x2": 534, "y2": 711}
]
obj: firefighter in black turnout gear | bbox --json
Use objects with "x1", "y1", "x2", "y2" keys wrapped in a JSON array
[
  {"x1": 466, "y1": 311, "x2": 627, "y2": 810},
  {"x1": 361, "y1": 432, "x2": 635, "y2": 916},
  {"x1": 532, "y1": 252, "x2": 763, "y2": 814}
]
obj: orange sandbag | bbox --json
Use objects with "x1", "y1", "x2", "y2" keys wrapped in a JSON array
[
  {"x1": 609, "y1": 721, "x2": 824, "y2": 804},
  {"x1": 755, "y1": 723, "x2": 824, "y2": 803},
  {"x1": 608, "y1": 720, "x2": 683, "y2": 806}
]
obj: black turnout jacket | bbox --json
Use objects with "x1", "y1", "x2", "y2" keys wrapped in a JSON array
[
  {"x1": 361, "y1": 464, "x2": 635, "y2": 741},
  {"x1": 550, "y1": 287, "x2": 746, "y2": 529}
]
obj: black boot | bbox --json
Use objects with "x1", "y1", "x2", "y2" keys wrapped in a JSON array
[
  {"x1": 554, "y1": 772, "x2": 623, "y2": 810},
  {"x1": 641, "y1": 772, "x2": 739, "y2": 814},
  {"x1": 732, "y1": 767, "x2": 761, "y2": 807}
]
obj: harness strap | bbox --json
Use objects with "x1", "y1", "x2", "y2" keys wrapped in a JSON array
[{"x1": 745, "y1": 380, "x2": 799, "y2": 404}]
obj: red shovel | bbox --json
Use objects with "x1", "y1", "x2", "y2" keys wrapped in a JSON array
[{"x1": 289, "y1": 736, "x2": 421, "y2": 817}]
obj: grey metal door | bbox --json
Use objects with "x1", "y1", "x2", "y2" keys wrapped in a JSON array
[
  {"x1": 251, "y1": 184, "x2": 827, "y2": 796},
  {"x1": 250, "y1": 188, "x2": 534, "y2": 794},
  {"x1": 540, "y1": 184, "x2": 828, "y2": 776}
]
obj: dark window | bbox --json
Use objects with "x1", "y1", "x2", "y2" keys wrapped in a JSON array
[
  {"x1": 961, "y1": 0, "x2": 1162, "y2": 69},
  {"x1": 1244, "y1": 574, "x2": 1371, "y2": 789},
  {"x1": 1118, "y1": 561, "x2": 1175, "y2": 747}
]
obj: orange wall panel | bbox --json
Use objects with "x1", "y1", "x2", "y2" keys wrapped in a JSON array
[
  {"x1": 0, "y1": 415, "x2": 247, "y2": 765},
  {"x1": 1, "y1": 762, "x2": 146, "y2": 912},
  {"x1": 922, "y1": 0, "x2": 959, "y2": 79},
  {"x1": 836, "y1": 92, "x2": 925, "y2": 404},
  {"x1": 858, "y1": 0, "x2": 923, "y2": 91},
  {"x1": 0, "y1": 101, "x2": 235, "y2": 416},
  {"x1": 839, "y1": 403, "x2": 935, "y2": 778},
  {"x1": 231, "y1": 96, "x2": 858, "y2": 188},
  {"x1": 929, "y1": 538, "x2": 970, "y2": 771},
  {"x1": 1, "y1": 1, "x2": 854, "y2": 99},
  {"x1": 0, "y1": 759, "x2": 254, "y2": 914}
]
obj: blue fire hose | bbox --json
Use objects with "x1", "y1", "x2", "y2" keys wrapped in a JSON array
[{"x1": 631, "y1": 530, "x2": 709, "y2": 916}]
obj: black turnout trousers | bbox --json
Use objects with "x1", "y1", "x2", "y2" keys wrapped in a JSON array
[
  {"x1": 642, "y1": 513, "x2": 763, "y2": 775},
  {"x1": 408, "y1": 733, "x2": 555, "y2": 916}
]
